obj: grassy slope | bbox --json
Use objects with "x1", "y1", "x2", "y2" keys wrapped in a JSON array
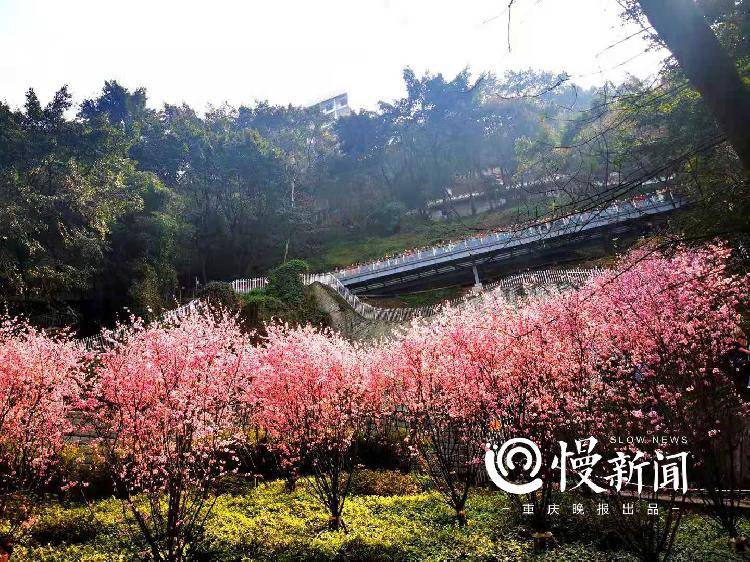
[{"x1": 14, "y1": 475, "x2": 749, "y2": 561}]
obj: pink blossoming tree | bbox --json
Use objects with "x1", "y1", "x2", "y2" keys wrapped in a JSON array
[
  {"x1": 483, "y1": 292, "x2": 609, "y2": 532},
  {"x1": 382, "y1": 305, "x2": 504, "y2": 525},
  {"x1": 0, "y1": 317, "x2": 81, "y2": 557},
  {"x1": 256, "y1": 324, "x2": 372, "y2": 530},
  {"x1": 88, "y1": 313, "x2": 252, "y2": 562},
  {"x1": 581, "y1": 243, "x2": 749, "y2": 550}
]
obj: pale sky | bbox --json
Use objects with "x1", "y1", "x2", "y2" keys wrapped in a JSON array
[{"x1": 0, "y1": 0, "x2": 667, "y2": 113}]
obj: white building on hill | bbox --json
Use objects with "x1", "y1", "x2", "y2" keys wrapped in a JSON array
[{"x1": 311, "y1": 92, "x2": 351, "y2": 119}]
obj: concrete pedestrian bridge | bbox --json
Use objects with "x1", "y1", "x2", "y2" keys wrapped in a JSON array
[{"x1": 334, "y1": 192, "x2": 680, "y2": 295}]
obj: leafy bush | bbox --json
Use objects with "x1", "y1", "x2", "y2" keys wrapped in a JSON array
[
  {"x1": 52, "y1": 445, "x2": 113, "y2": 499},
  {"x1": 239, "y1": 261, "x2": 327, "y2": 332},
  {"x1": 127, "y1": 262, "x2": 178, "y2": 320},
  {"x1": 192, "y1": 482, "x2": 528, "y2": 561},
  {"x1": 15, "y1": 497, "x2": 137, "y2": 561},
  {"x1": 355, "y1": 428, "x2": 413, "y2": 472},
  {"x1": 265, "y1": 259, "x2": 308, "y2": 308},
  {"x1": 238, "y1": 290, "x2": 286, "y2": 329},
  {"x1": 12, "y1": 544, "x2": 132, "y2": 562},
  {"x1": 197, "y1": 281, "x2": 240, "y2": 312},
  {"x1": 368, "y1": 201, "x2": 407, "y2": 235},
  {"x1": 28, "y1": 504, "x2": 101, "y2": 546}
]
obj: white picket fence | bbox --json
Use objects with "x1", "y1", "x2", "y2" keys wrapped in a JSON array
[
  {"x1": 79, "y1": 299, "x2": 206, "y2": 350},
  {"x1": 231, "y1": 272, "x2": 474, "y2": 322},
  {"x1": 484, "y1": 267, "x2": 603, "y2": 299},
  {"x1": 78, "y1": 267, "x2": 601, "y2": 350},
  {"x1": 230, "y1": 277, "x2": 269, "y2": 293},
  {"x1": 231, "y1": 267, "x2": 601, "y2": 324}
]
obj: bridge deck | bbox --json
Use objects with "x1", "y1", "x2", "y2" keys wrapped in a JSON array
[{"x1": 335, "y1": 194, "x2": 679, "y2": 292}]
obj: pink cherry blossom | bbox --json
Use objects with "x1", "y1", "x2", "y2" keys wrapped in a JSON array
[
  {"x1": 252, "y1": 324, "x2": 374, "y2": 530},
  {"x1": 87, "y1": 312, "x2": 254, "y2": 561},
  {"x1": 0, "y1": 317, "x2": 82, "y2": 546}
]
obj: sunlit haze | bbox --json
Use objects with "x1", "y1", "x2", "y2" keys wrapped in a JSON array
[{"x1": 0, "y1": 0, "x2": 666, "y2": 112}]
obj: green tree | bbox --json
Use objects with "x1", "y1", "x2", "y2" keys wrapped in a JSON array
[
  {"x1": 0, "y1": 88, "x2": 146, "y2": 306},
  {"x1": 626, "y1": 0, "x2": 750, "y2": 173}
]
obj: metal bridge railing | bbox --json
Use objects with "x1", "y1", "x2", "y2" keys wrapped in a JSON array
[
  {"x1": 483, "y1": 267, "x2": 603, "y2": 305},
  {"x1": 333, "y1": 192, "x2": 676, "y2": 282},
  {"x1": 231, "y1": 267, "x2": 601, "y2": 324}
]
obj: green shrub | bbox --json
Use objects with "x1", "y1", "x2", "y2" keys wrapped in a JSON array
[
  {"x1": 368, "y1": 201, "x2": 407, "y2": 235},
  {"x1": 265, "y1": 259, "x2": 308, "y2": 307},
  {"x1": 127, "y1": 262, "x2": 178, "y2": 321},
  {"x1": 535, "y1": 543, "x2": 635, "y2": 561},
  {"x1": 16, "y1": 498, "x2": 137, "y2": 561},
  {"x1": 12, "y1": 544, "x2": 131, "y2": 561},
  {"x1": 13, "y1": 476, "x2": 749, "y2": 562},
  {"x1": 238, "y1": 261, "x2": 327, "y2": 332},
  {"x1": 355, "y1": 429, "x2": 413, "y2": 472},
  {"x1": 197, "y1": 281, "x2": 241, "y2": 312},
  {"x1": 239, "y1": 289, "x2": 286, "y2": 313},
  {"x1": 238, "y1": 290, "x2": 287, "y2": 327},
  {"x1": 29, "y1": 505, "x2": 101, "y2": 546},
  {"x1": 212, "y1": 474, "x2": 259, "y2": 497}
]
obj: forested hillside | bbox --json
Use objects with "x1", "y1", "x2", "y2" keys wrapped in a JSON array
[{"x1": 1, "y1": 0, "x2": 748, "y2": 331}]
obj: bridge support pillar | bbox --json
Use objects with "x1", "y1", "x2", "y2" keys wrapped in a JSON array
[{"x1": 472, "y1": 264, "x2": 483, "y2": 291}]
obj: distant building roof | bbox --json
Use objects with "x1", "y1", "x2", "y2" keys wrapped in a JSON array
[{"x1": 309, "y1": 92, "x2": 351, "y2": 119}]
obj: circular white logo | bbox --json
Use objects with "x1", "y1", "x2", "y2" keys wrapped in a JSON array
[{"x1": 485, "y1": 438, "x2": 543, "y2": 494}]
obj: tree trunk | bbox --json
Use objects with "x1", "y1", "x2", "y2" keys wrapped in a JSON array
[
  {"x1": 328, "y1": 514, "x2": 344, "y2": 531},
  {"x1": 284, "y1": 475, "x2": 297, "y2": 492},
  {"x1": 637, "y1": 0, "x2": 750, "y2": 174}
]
